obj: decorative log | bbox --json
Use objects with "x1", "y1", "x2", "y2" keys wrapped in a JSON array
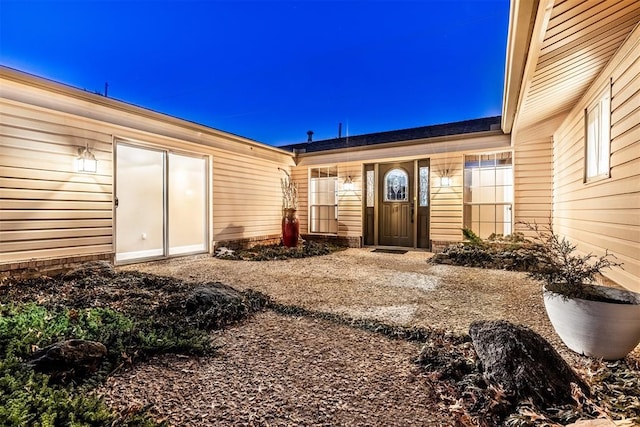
[
  {"x1": 28, "y1": 339, "x2": 107, "y2": 381},
  {"x1": 469, "y1": 320, "x2": 590, "y2": 407}
]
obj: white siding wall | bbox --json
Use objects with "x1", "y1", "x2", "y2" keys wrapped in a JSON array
[{"x1": 552, "y1": 26, "x2": 640, "y2": 290}]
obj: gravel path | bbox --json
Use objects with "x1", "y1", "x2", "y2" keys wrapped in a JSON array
[
  {"x1": 101, "y1": 311, "x2": 450, "y2": 426},
  {"x1": 102, "y1": 248, "x2": 636, "y2": 425},
  {"x1": 120, "y1": 249, "x2": 555, "y2": 342}
]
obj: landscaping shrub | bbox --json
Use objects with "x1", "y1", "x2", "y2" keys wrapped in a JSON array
[
  {"x1": 215, "y1": 240, "x2": 343, "y2": 261},
  {"x1": 0, "y1": 270, "x2": 269, "y2": 426},
  {"x1": 430, "y1": 229, "x2": 539, "y2": 272},
  {"x1": 0, "y1": 303, "x2": 161, "y2": 426}
]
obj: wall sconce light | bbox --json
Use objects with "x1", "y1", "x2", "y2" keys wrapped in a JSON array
[
  {"x1": 343, "y1": 176, "x2": 354, "y2": 191},
  {"x1": 75, "y1": 144, "x2": 97, "y2": 173},
  {"x1": 440, "y1": 176, "x2": 452, "y2": 187}
]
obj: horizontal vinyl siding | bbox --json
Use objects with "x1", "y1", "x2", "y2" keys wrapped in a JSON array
[
  {"x1": 211, "y1": 150, "x2": 284, "y2": 242},
  {"x1": 337, "y1": 163, "x2": 362, "y2": 238},
  {"x1": 0, "y1": 102, "x2": 114, "y2": 263},
  {"x1": 512, "y1": 138, "x2": 553, "y2": 234},
  {"x1": 429, "y1": 155, "x2": 463, "y2": 242},
  {"x1": 1, "y1": 74, "x2": 295, "y2": 266},
  {"x1": 291, "y1": 167, "x2": 309, "y2": 235},
  {"x1": 552, "y1": 25, "x2": 640, "y2": 291}
]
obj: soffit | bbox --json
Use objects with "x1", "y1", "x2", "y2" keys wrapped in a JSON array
[{"x1": 514, "y1": 0, "x2": 640, "y2": 136}]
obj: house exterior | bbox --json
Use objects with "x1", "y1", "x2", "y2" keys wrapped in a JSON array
[
  {"x1": 1, "y1": 0, "x2": 638, "y2": 291},
  {"x1": 0, "y1": 66, "x2": 295, "y2": 273},
  {"x1": 502, "y1": 0, "x2": 640, "y2": 290}
]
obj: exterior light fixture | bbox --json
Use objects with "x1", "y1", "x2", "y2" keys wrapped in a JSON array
[
  {"x1": 75, "y1": 144, "x2": 97, "y2": 173},
  {"x1": 441, "y1": 176, "x2": 452, "y2": 187},
  {"x1": 343, "y1": 176, "x2": 354, "y2": 191}
]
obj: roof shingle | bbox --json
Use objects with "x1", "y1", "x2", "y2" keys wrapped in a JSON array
[{"x1": 279, "y1": 116, "x2": 502, "y2": 153}]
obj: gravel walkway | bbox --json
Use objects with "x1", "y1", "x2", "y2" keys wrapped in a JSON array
[
  {"x1": 120, "y1": 248, "x2": 553, "y2": 341},
  {"x1": 101, "y1": 248, "x2": 635, "y2": 425},
  {"x1": 101, "y1": 311, "x2": 450, "y2": 426}
]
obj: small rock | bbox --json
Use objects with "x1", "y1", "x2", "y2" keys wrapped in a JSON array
[
  {"x1": 185, "y1": 284, "x2": 243, "y2": 312},
  {"x1": 469, "y1": 320, "x2": 589, "y2": 407},
  {"x1": 63, "y1": 261, "x2": 116, "y2": 279},
  {"x1": 566, "y1": 420, "x2": 616, "y2": 427},
  {"x1": 215, "y1": 247, "x2": 235, "y2": 258}
]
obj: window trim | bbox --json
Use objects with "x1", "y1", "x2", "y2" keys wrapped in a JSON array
[
  {"x1": 584, "y1": 81, "x2": 612, "y2": 183},
  {"x1": 308, "y1": 166, "x2": 339, "y2": 235},
  {"x1": 462, "y1": 151, "x2": 514, "y2": 238}
]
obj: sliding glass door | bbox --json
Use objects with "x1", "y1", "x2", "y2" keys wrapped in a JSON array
[
  {"x1": 168, "y1": 153, "x2": 207, "y2": 255},
  {"x1": 115, "y1": 142, "x2": 207, "y2": 263}
]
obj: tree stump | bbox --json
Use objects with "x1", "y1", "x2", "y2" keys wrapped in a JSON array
[
  {"x1": 469, "y1": 320, "x2": 589, "y2": 407},
  {"x1": 28, "y1": 339, "x2": 107, "y2": 381}
]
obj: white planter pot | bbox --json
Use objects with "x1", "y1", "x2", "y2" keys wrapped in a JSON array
[{"x1": 543, "y1": 285, "x2": 640, "y2": 360}]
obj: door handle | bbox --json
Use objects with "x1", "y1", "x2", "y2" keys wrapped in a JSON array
[{"x1": 115, "y1": 197, "x2": 119, "y2": 208}]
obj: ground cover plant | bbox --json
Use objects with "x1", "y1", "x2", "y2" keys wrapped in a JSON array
[
  {"x1": 0, "y1": 262, "x2": 268, "y2": 426},
  {"x1": 430, "y1": 228, "x2": 540, "y2": 271}
]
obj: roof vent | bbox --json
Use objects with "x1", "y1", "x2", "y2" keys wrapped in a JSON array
[{"x1": 307, "y1": 130, "x2": 314, "y2": 142}]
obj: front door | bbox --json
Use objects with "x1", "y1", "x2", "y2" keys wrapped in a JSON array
[{"x1": 378, "y1": 162, "x2": 414, "y2": 247}]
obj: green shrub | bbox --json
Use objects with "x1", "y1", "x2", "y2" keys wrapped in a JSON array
[{"x1": 0, "y1": 303, "x2": 181, "y2": 426}]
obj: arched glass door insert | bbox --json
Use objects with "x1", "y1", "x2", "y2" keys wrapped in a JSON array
[{"x1": 383, "y1": 168, "x2": 409, "y2": 202}]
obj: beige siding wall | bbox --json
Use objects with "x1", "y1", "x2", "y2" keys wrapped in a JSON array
[
  {"x1": 552, "y1": 26, "x2": 640, "y2": 291},
  {"x1": 292, "y1": 133, "x2": 511, "y2": 246},
  {"x1": 290, "y1": 166, "x2": 309, "y2": 235},
  {"x1": 0, "y1": 101, "x2": 114, "y2": 263},
  {"x1": 337, "y1": 163, "x2": 362, "y2": 238},
  {"x1": 211, "y1": 151, "x2": 285, "y2": 243},
  {"x1": 429, "y1": 154, "x2": 464, "y2": 242},
  {"x1": 0, "y1": 71, "x2": 294, "y2": 266},
  {"x1": 512, "y1": 137, "x2": 554, "y2": 232}
]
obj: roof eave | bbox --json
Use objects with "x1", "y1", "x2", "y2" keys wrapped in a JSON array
[
  {"x1": 295, "y1": 129, "x2": 506, "y2": 158},
  {"x1": 501, "y1": 0, "x2": 540, "y2": 134},
  {"x1": 0, "y1": 65, "x2": 294, "y2": 158}
]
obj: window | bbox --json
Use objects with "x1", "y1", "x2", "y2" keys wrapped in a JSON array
[
  {"x1": 309, "y1": 166, "x2": 338, "y2": 234},
  {"x1": 383, "y1": 168, "x2": 408, "y2": 201},
  {"x1": 366, "y1": 170, "x2": 375, "y2": 207},
  {"x1": 585, "y1": 85, "x2": 611, "y2": 181},
  {"x1": 419, "y1": 166, "x2": 429, "y2": 207},
  {"x1": 463, "y1": 152, "x2": 513, "y2": 238}
]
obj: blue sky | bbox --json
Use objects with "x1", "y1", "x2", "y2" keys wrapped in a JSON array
[{"x1": 0, "y1": 0, "x2": 509, "y2": 146}]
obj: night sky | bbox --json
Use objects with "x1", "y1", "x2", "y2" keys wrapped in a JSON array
[{"x1": 0, "y1": 1, "x2": 509, "y2": 146}]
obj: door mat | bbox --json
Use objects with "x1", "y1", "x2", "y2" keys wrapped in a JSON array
[{"x1": 372, "y1": 249, "x2": 408, "y2": 254}]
